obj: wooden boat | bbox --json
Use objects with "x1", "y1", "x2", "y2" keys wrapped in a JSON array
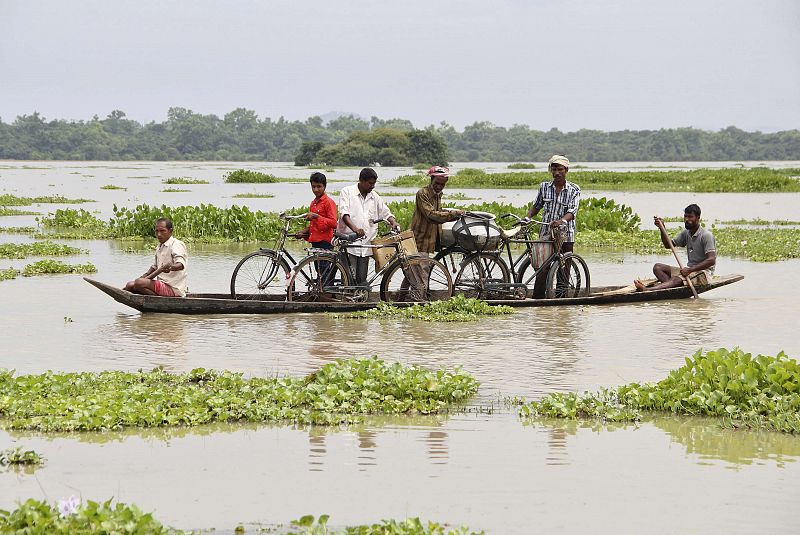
[{"x1": 84, "y1": 274, "x2": 744, "y2": 315}]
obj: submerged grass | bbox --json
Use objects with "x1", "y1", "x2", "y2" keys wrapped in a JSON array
[
  {"x1": 333, "y1": 296, "x2": 514, "y2": 322},
  {"x1": 0, "y1": 241, "x2": 85, "y2": 259},
  {"x1": 520, "y1": 348, "x2": 800, "y2": 434},
  {"x1": 161, "y1": 188, "x2": 190, "y2": 193},
  {"x1": 291, "y1": 515, "x2": 482, "y2": 534},
  {"x1": 0, "y1": 226, "x2": 37, "y2": 234},
  {"x1": 231, "y1": 192, "x2": 275, "y2": 198},
  {"x1": 393, "y1": 167, "x2": 800, "y2": 192},
  {"x1": 100, "y1": 184, "x2": 126, "y2": 190},
  {"x1": 0, "y1": 358, "x2": 479, "y2": 432}
]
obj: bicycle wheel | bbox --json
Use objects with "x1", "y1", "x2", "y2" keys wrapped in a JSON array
[
  {"x1": 454, "y1": 252, "x2": 511, "y2": 299},
  {"x1": 230, "y1": 249, "x2": 291, "y2": 299},
  {"x1": 434, "y1": 247, "x2": 469, "y2": 278},
  {"x1": 287, "y1": 254, "x2": 352, "y2": 302},
  {"x1": 544, "y1": 253, "x2": 591, "y2": 298},
  {"x1": 379, "y1": 257, "x2": 453, "y2": 303}
]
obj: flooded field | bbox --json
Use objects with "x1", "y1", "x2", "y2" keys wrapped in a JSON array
[{"x1": 2, "y1": 161, "x2": 800, "y2": 533}]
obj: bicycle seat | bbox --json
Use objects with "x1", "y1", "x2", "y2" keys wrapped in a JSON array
[
  {"x1": 500, "y1": 226, "x2": 524, "y2": 240},
  {"x1": 334, "y1": 231, "x2": 359, "y2": 242}
]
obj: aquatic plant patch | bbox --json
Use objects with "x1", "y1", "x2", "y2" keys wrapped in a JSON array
[
  {"x1": 163, "y1": 177, "x2": 209, "y2": 184},
  {"x1": 507, "y1": 162, "x2": 536, "y2": 169},
  {"x1": 719, "y1": 218, "x2": 800, "y2": 226},
  {"x1": 21, "y1": 260, "x2": 97, "y2": 276},
  {"x1": 223, "y1": 169, "x2": 280, "y2": 183},
  {"x1": 100, "y1": 184, "x2": 126, "y2": 190},
  {"x1": 161, "y1": 188, "x2": 190, "y2": 193},
  {"x1": 0, "y1": 194, "x2": 94, "y2": 206},
  {"x1": 0, "y1": 498, "x2": 184, "y2": 534},
  {"x1": 519, "y1": 348, "x2": 800, "y2": 433},
  {"x1": 0, "y1": 358, "x2": 479, "y2": 432},
  {"x1": 0, "y1": 448, "x2": 44, "y2": 466},
  {"x1": 0, "y1": 268, "x2": 19, "y2": 281},
  {"x1": 232, "y1": 193, "x2": 275, "y2": 198},
  {"x1": 0, "y1": 207, "x2": 39, "y2": 216},
  {"x1": 0, "y1": 241, "x2": 85, "y2": 259},
  {"x1": 290, "y1": 515, "x2": 482, "y2": 534},
  {"x1": 392, "y1": 167, "x2": 800, "y2": 192},
  {"x1": 0, "y1": 226, "x2": 37, "y2": 233},
  {"x1": 333, "y1": 296, "x2": 514, "y2": 322}
]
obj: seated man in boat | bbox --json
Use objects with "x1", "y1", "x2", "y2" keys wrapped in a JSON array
[
  {"x1": 337, "y1": 167, "x2": 400, "y2": 284},
  {"x1": 635, "y1": 204, "x2": 715, "y2": 292},
  {"x1": 409, "y1": 166, "x2": 464, "y2": 257},
  {"x1": 124, "y1": 217, "x2": 188, "y2": 297}
]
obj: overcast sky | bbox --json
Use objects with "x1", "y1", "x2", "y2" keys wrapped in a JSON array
[{"x1": 1, "y1": 0, "x2": 798, "y2": 132}]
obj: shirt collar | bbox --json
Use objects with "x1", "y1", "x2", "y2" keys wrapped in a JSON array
[
  {"x1": 313, "y1": 193, "x2": 328, "y2": 204},
  {"x1": 425, "y1": 184, "x2": 443, "y2": 198},
  {"x1": 159, "y1": 236, "x2": 174, "y2": 249}
]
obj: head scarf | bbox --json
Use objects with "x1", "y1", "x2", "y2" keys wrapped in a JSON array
[{"x1": 548, "y1": 155, "x2": 570, "y2": 169}]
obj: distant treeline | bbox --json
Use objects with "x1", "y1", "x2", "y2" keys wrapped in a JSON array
[{"x1": 1, "y1": 108, "x2": 799, "y2": 161}]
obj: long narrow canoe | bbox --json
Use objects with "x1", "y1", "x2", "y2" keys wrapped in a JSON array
[{"x1": 84, "y1": 274, "x2": 744, "y2": 315}]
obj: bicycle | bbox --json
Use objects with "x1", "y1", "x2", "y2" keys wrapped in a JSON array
[
  {"x1": 229, "y1": 212, "x2": 307, "y2": 299},
  {"x1": 286, "y1": 221, "x2": 454, "y2": 303},
  {"x1": 452, "y1": 213, "x2": 591, "y2": 299}
]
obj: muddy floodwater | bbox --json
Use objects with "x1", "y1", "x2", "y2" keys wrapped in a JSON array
[{"x1": 2, "y1": 161, "x2": 800, "y2": 533}]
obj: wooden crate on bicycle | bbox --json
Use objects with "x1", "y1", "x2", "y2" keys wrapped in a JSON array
[{"x1": 372, "y1": 230, "x2": 418, "y2": 271}]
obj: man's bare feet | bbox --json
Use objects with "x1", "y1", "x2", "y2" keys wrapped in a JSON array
[{"x1": 634, "y1": 279, "x2": 646, "y2": 292}]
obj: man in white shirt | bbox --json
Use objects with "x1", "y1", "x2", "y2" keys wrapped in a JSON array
[
  {"x1": 124, "y1": 217, "x2": 188, "y2": 297},
  {"x1": 337, "y1": 167, "x2": 400, "y2": 284}
]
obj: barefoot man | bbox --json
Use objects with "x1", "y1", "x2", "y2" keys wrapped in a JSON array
[
  {"x1": 635, "y1": 204, "x2": 715, "y2": 292},
  {"x1": 125, "y1": 217, "x2": 188, "y2": 297}
]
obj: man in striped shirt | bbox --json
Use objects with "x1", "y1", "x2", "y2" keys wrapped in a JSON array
[{"x1": 526, "y1": 155, "x2": 581, "y2": 298}]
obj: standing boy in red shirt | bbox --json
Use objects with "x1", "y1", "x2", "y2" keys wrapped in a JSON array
[{"x1": 297, "y1": 172, "x2": 337, "y2": 249}]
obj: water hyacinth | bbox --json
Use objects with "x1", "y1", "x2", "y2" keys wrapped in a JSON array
[
  {"x1": 520, "y1": 348, "x2": 800, "y2": 433},
  {"x1": 57, "y1": 496, "x2": 80, "y2": 518},
  {"x1": 0, "y1": 358, "x2": 480, "y2": 432},
  {"x1": 333, "y1": 296, "x2": 514, "y2": 322},
  {"x1": 0, "y1": 498, "x2": 183, "y2": 534}
]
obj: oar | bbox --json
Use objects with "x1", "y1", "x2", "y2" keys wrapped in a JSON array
[{"x1": 655, "y1": 217, "x2": 699, "y2": 299}]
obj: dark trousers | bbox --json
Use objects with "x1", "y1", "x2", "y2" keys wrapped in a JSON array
[
  {"x1": 533, "y1": 241, "x2": 573, "y2": 298},
  {"x1": 311, "y1": 241, "x2": 333, "y2": 283},
  {"x1": 347, "y1": 253, "x2": 370, "y2": 286}
]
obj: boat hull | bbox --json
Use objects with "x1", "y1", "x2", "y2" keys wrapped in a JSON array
[{"x1": 84, "y1": 275, "x2": 744, "y2": 315}]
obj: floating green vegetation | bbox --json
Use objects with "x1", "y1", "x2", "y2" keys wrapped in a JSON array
[
  {"x1": 519, "y1": 348, "x2": 800, "y2": 434},
  {"x1": 291, "y1": 515, "x2": 482, "y2": 535},
  {"x1": 443, "y1": 192, "x2": 479, "y2": 201},
  {"x1": 720, "y1": 218, "x2": 800, "y2": 226},
  {"x1": 0, "y1": 194, "x2": 94, "y2": 206},
  {"x1": 21, "y1": 260, "x2": 97, "y2": 277},
  {"x1": 393, "y1": 167, "x2": 800, "y2": 192},
  {"x1": 578, "y1": 226, "x2": 800, "y2": 262},
  {"x1": 0, "y1": 358, "x2": 479, "y2": 432},
  {"x1": 0, "y1": 226, "x2": 37, "y2": 233},
  {"x1": 0, "y1": 268, "x2": 19, "y2": 281},
  {"x1": 412, "y1": 163, "x2": 434, "y2": 170},
  {"x1": 161, "y1": 188, "x2": 190, "y2": 193},
  {"x1": 223, "y1": 169, "x2": 280, "y2": 183},
  {"x1": 0, "y1": 207, "x2": 39, "y2": 216},
  {"x1": 39, "y1": 208, "x2": 112, "y2": 237},
  {"x1": 0, "y1": 241, "x2": 85, "y2": 259},
  {"x1": 0, "y1": 498, "x2": 183, "y2": 534},
  {"x1": 163, "y1": 177, "x2": 209, "y2": 184},
  {"x1": 100, "y1": 184, "x2": 126, "y2": 190},
  {"x1": 334, "y1": 296, "x2": 514, "y2": 322},
  {"x1": 0, "y1": 448, "x2": 45, "y2": 467},
  {"x1": 232, "y1": 192, "x2": 276, "y2": 198},
  {"x1": 507, "y1": 162, "x2": 536, "y2": 169}
]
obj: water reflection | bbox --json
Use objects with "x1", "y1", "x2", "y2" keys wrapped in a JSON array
[{"x1": 527, "y1": 416, "x2": 800, "y2": 467}]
